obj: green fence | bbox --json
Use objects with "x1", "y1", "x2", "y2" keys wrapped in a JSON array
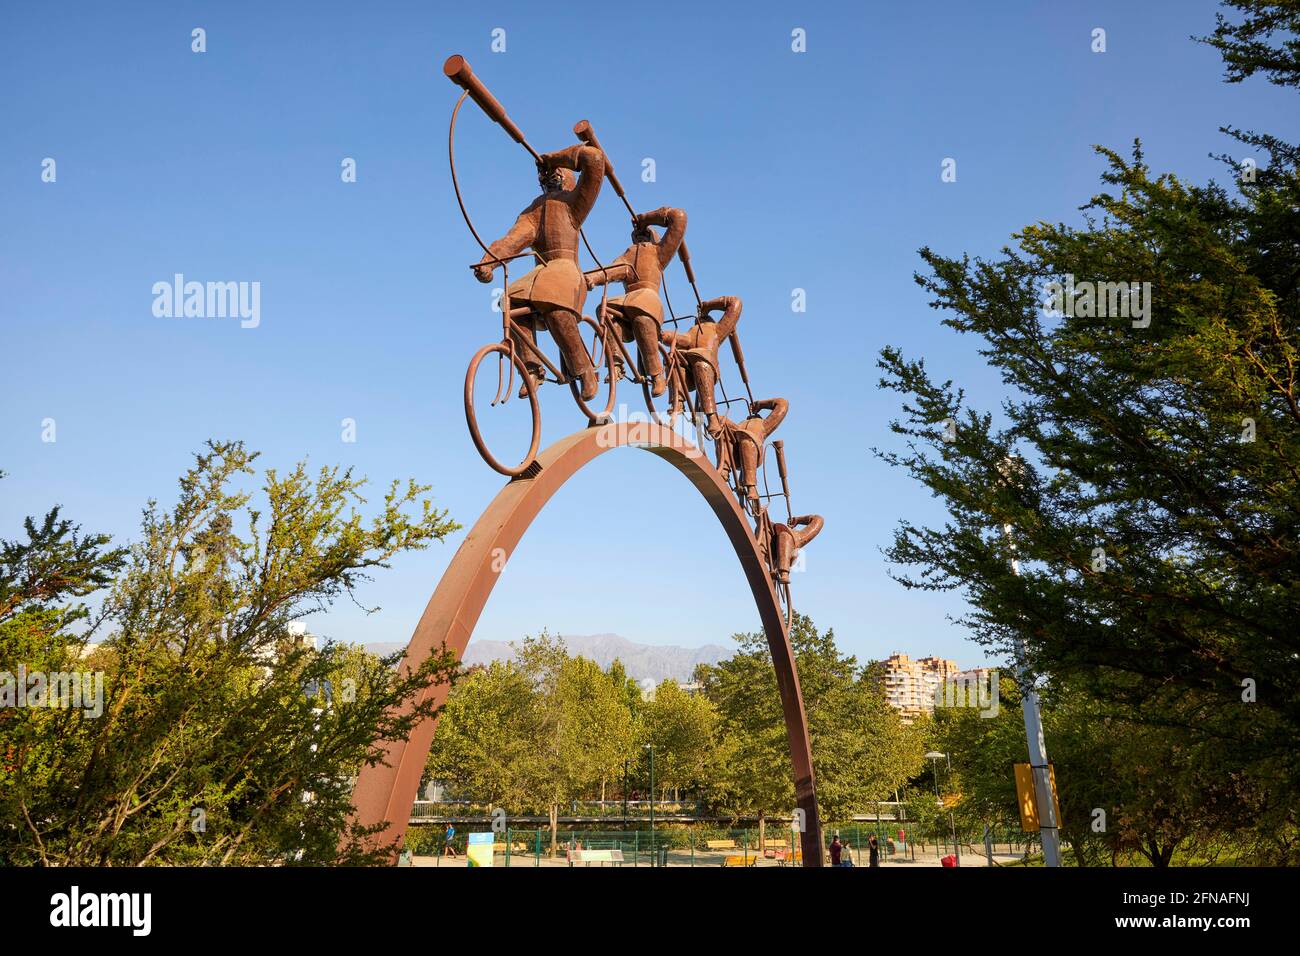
[{"x1": 407, "y1": 821, "x2": 1045, "y2": 866}]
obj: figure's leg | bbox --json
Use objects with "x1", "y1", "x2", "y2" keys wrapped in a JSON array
[
  {"x1": 738, "y1": 436, "x2": 761, "y2": 504},
  {"x1": 595, "y1": 303, "x2": 628, "y2": 380},
  {"x1": 632, "y1": 315, "x2": 665, "y2": 396},
  {"x1": 598, "y1": 302, "x2": 634, "y2": 344},
  {"x1": 715, "y1": 436, "x2": 733, "y2": 486},
  {"x1": 543, "y1": 307, "x2": 597, "y2": 400},
  {"x1": 510, "y1": 319, "x2": 546, "y2": 398},
  {"x1": 668, "y1": 366, "x2": 691, "y2": 419},
  {"x1": 691, "y1": 359, "x2": 720, "y2": 431},
  {"x1": 773, "y1": 529, "x2": 796, "y2": 583}
]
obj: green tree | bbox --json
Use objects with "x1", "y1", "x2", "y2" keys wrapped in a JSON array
[
  {"x1": 606, "y1": 658, "x2": 645, "y2": 717},
  {"x1": 0, "y1": 441, "x2": 459, "y2": 865},
  {"x1": 502, "y1": 634, "x2": 636, "y2": 853},
  {"x1": 1199, "y1": 0, "x2": 1300, "y2": 89},
  {"x1": 699, "y1": 614, "x2": 924, "y2": 846},
  {"x1": 925, "y1": 674, "x2": 1271, "y2": 866},
  {"x1": 876, "y1": 4, "x2": 1300, "y2": 848},
  {"x1": 425, "y1": 661, "x2": 540, "y2": 810},
  {"x1": 642, "y1": 678, "x2": 720, "y2": 802}
]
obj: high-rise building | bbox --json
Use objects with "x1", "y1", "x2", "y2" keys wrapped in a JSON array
[
  {"x1": 881, "y1": 653, "x2": 963, "y2": 721},
  {"x1": 287, "y1": 621, "x2": 318, "y2": 651}
]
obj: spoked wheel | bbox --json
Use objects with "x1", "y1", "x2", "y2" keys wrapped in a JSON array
[
  {"x1": 464, "y1": 342, "x2": 542, "y2": 478},
  {"x1": 570, "y1": 315, "x2": 617, "y2": 424}
]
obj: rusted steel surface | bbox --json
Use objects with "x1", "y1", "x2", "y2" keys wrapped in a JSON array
[{"x1": 349, "y1": 421, "x2": 824, "y2": 866}]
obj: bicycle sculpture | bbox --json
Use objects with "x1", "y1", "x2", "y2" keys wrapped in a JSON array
[{"x1": 444, "y1": 54, "x2": 822, "y2": 625}]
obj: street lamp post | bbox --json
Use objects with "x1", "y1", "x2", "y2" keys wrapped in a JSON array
[
  {"x1": 945, "y1": 753, "x2": 960, "y2": 866},
  {"x1": 925, "y1": 751, "x2": 945, "y2": 857},
  {"x1": 925, "y1": 751, "x2": 959, "y2": 865},
  {"x1": 645, "y1": 744, "x2": 655, "y2": 866},
  {"x1": 998, "y1": 456, "x2": 1063, "y2": 868}
]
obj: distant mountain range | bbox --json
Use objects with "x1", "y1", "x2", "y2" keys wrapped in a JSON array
[{"x1": 363, "y1": 632, "x2": 732, "y2": 683}]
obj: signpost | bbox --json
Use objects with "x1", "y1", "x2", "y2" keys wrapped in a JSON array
[{"x1": 466, "y1": 832, "x2": 494, "y2": 868}]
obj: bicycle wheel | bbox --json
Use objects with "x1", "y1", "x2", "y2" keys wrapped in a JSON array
[
  {"x1": 464, "y1": 342, "x2": 542, "y2": 478},
  {"x1": 570, "y1": 315, "x2": 617, "y2": 424}
]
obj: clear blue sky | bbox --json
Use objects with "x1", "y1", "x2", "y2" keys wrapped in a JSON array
[{"x1": 2, "y1": 1, "x2": 1294, "y2": 667}]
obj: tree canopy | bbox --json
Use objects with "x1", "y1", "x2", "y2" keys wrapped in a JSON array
[
  {"x1": 879, "y1": 0, "x2": 1300, "y2": 862},
  {"x1": 1, "y1": 441, "x2": 459, "y2": 865}
]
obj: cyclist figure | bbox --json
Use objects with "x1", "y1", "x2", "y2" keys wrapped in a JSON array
[
  {"x1": 586, "y1": 206, "x2": 687, "y2": 397},
  {"x1": 474, "y1": 143, "x2": 607, "y2": 400},
  {"x1": 716, "y1": 398, "x2": 788, "y2": 508},
  {"x1": 769, "y1": 514, "x2": 824, "y2": 583},
  {"x1": 660, "y1": 295, "x2": 741, "y2": 433}
]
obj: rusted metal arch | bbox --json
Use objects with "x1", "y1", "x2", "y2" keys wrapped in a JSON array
[{"x1": 349, "y1": 421, "x2": 824, "y2": 866}]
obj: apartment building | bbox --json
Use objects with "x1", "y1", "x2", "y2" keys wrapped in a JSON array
[{"x1": 882, "y1": 653, "x2": 963, "y2": 721}]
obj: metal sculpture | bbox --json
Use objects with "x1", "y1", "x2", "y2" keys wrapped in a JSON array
[
  {"x1": 660, "y1": 295, "x2": 743, "y2": 435},
  {"x1": 587, "y1": 205, "x2": 687, "y2": 398},
  {"x1": 716, "y1": 397, "x2": 788, "y2": 513},
  {"x1": 471, "y1": 141, "x2": 606, "y2": 403},
  {"x1": 350, "y1": 55, "x2": 831, "y2": 866},
  {"x1": 349, "y1": 421, "x2": 824, "y2": 866}
]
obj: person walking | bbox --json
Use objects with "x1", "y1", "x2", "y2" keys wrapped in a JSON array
[
  {"x1": 829, "y1": 834, "x2": 843, "y2": 867},
  {"x1": 868, "y1": 834, "x2": 880, "y2": 867},
  {"x1": 443, "y1": 823, "x2": 457, "y2": 858}
]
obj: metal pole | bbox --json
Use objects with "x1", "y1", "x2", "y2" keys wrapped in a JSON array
[
  {"x1": 946, "y1": 753, "x2": 960, "y2": 866},
  {"x1": 1002, "y1": 519, "x2": 1063, "y2": 867},
  {"x1": 646, "y1": 744, "x2": 655, "y2": 866},
  {"x1": 927, "y1": 754, "x2": 943, "y2": 856}
]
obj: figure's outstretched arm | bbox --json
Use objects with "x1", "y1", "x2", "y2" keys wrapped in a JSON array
[
  {"x1": 475, "y1": 202, "x2": 539, "y2": 280},
  {"x1": 543, "y1": 144, "x2": 605, "y2": 225},
  {"x1": 661, "y1": 325, "x2": 699, "y2": 349},
  {"x1": 587, "y1": 249, "x2": 634, "y2": 289}
]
